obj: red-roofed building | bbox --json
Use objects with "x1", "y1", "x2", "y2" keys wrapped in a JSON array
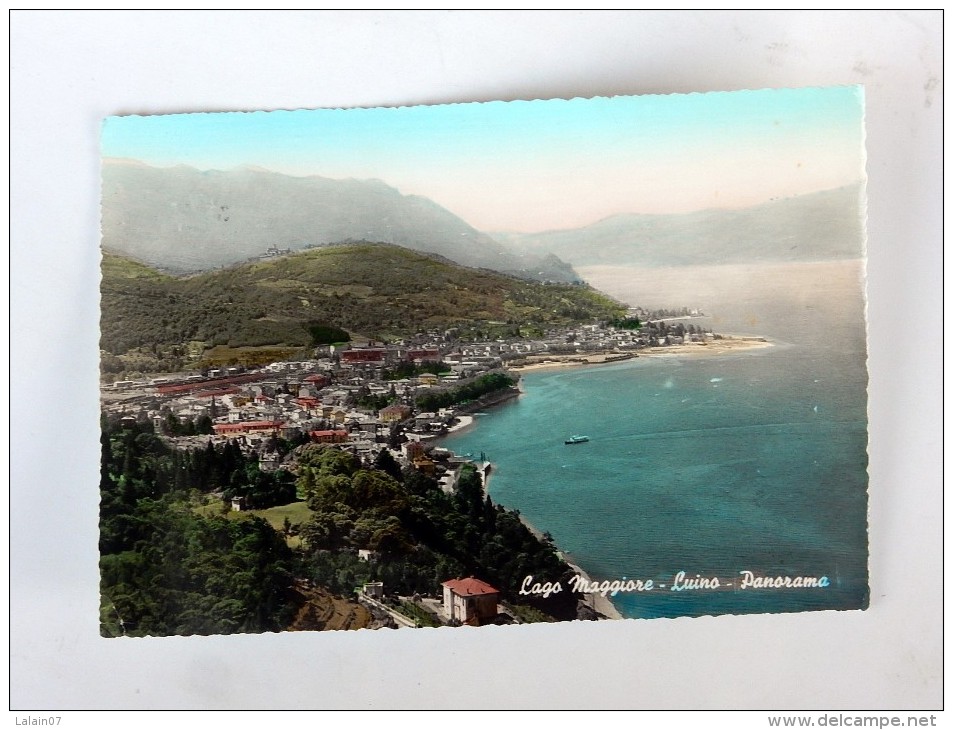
[
  {"x1": 309, "y1": 429, "x2": 349, "y2": 444},
  {"x1": 341, "y1": 348, "x2": 387, "y2": 365},
  {"x1": 213, "y1": 420, "x2": 284, "y2": 436},
  {"x1": 155, "y1": 372, "x2": 264, "y2": 396},
  {"x1": 295, "y1": 397, "x2": 322, "y2": 412},
  {"x1": 194, "y1": 387, "x2": 239, "y2": 399},
  {"x1": 442, "y1": 577, "x2": 500, "y2": 626}
]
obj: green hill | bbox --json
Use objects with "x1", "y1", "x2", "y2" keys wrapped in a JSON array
[{"x1": 100, "y1": 242, "x2": 625, "y2": 371}]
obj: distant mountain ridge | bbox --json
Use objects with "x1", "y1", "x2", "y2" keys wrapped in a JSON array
[
  {"x1": 100, "y1": 159, "x2": 580, "y2": 282},
  {"x1": 494, "y1": 184, "x2": 866, "y2": 268}
]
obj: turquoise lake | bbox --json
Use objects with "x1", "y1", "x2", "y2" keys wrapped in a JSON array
[{"x1": 444, "y1": 260, "x2": 870, "y2": 618}]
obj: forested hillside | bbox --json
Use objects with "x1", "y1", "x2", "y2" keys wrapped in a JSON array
[
  {"x1": 100, "y1": 242, "x2": 625, "y2": 370},
  {"x1": 99, "y1": 416, "x2": 298, "y2": 636},
  {"x1": 100, "y1": 417, "x2": 583, "y2": 636}
]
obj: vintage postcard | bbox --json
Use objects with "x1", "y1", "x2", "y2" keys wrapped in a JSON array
[{"x1": 98, "y1": 88, "x2": 868, "y2": 636}]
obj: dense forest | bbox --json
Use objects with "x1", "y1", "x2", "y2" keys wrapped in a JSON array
[
  {"x1": 99, "y1": 416, "x2": 298, "y2": 636},
  {"x1": 100, "y1": 416, "x2": 579, "y2": 636},
  {"x1": 295, "y1": 445, "x2": 576, "y2": 614}
]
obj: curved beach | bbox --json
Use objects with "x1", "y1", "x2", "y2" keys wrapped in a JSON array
[{"x1": 506, "y1": 336, "x2": 772, "y2": 373}]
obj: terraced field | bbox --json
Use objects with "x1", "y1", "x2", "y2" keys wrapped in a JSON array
[{"x1": 286, "y1": 584, "x2": 373, "y2": 632}]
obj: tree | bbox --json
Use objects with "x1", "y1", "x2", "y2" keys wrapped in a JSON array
[
  {"x1": 374, "y1": 448, "x2": 403, "y2": 482},
  {"x1": 349, "y1": 470, "x2": 410, "y2": 515},
  {"x1": 301, "y1": 511, "x2": 354, "y2": 551},
  {"x1": 305, "y1": 321, "x2": 351, "y2": 347},
  {"x1": 387, "y1": 424, "x2": 404, "y2": 449}
]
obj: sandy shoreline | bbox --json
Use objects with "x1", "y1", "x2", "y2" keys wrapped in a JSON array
[
  {"x1": 640, "y1": 336, "x2": 772, "y2": 359},
  {"x1": 444, "y1": 414, "x2": 474, "y2": 434},
  {"x1": 562, "y1": 560, "x2": 625, "y2": 621},
  {"x1": 506, "y1": 352, "x2": 636, "y2": 373},
  {"x1": 506, "y1": 336, "x2": 772, "y2": 373}
]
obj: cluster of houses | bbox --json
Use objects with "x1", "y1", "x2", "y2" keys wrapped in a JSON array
[
  {"x1": 101, "y1": 316, "x2": 710, "y2": 627},
  {"x1": 101, "y1": 338, "x2": 510, "y2": 486},
  {"x1": 549, "y1": 315, "x2": 713, "y2": 353},
  {"x1": 102, "y1": 315, "x2": 714, "y2": 474}
]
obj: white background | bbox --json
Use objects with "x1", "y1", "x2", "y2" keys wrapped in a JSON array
[{"x1": 9, "y1": 10, "x2": 943, "y2": 711}]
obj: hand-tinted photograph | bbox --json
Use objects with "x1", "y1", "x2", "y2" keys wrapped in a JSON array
[{"x1": 98, "y1": 87, "x2": 869, "y2": 636}]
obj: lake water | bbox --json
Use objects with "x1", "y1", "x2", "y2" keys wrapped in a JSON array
[{"x1": 445, "y1": 260, "x2": 869, "y2": 618}]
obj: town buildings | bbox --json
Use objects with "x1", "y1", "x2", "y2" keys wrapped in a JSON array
[{"x1": 100, "y1": 316, "x2": 711, "y2": 492}]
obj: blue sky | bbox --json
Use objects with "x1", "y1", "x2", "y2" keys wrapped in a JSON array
[{"x1": 102, "y1": 86, "x2": 865, "y2": 232}]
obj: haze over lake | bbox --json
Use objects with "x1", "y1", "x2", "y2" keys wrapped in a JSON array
[{"x1": 580, "y1": 259, "x2": 866, "y2": 347}]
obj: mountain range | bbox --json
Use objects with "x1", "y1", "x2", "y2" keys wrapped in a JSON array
[
  {"x1": 494, "y1": 183, "x2": 865, "y2": 268},
  {"x1": 101, "y1": 159, "x2": 579, "y2": 282}
]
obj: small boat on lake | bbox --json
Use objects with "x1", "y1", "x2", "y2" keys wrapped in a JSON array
[{"x1": 565, "y1": 435, "x2": 590, "y2": 445}]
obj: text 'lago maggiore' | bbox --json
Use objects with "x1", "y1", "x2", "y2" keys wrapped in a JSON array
[{"x1": 520, "y1": 571, "x2": 831, "y2": 599}]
